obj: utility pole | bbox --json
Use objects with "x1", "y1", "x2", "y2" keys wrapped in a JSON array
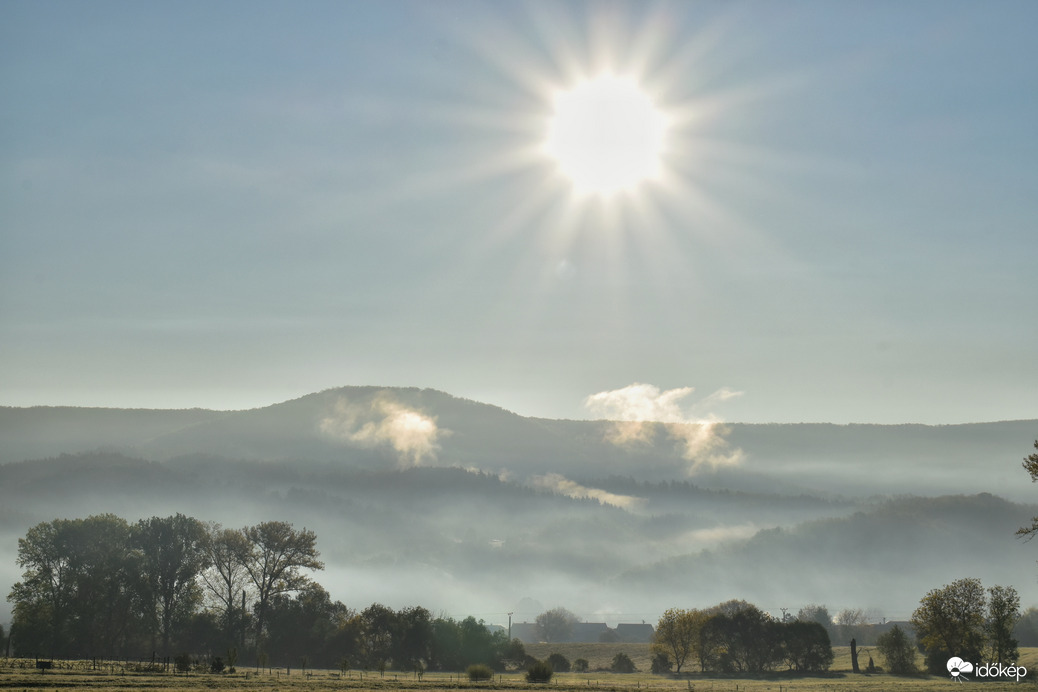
[{"x1": 507, "y1": 612, "x2": 513, "y2": 640}]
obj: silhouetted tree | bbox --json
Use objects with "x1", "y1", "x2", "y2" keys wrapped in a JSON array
[
  {"x1": 242, "y1": 521, "x2": 323, "y2": 643},
  {"x1": 133, "y1": 514, "x2": 209, "y2": 655},
  {"x1": 781, "y1": 621, "x2": 833, "y2": 672},
  {"x1": 534, "y1": 607, "x2": 578, "y2": 643},
  {"x1": 986, "y1": 584, "x2": 1020, "y2": 664}
]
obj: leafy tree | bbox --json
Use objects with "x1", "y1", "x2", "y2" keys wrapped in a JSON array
[
  {"x1": 535, "y1": 607, "x2": 578, "y2": 643},
  {"x1": 911, "y1": 577, "x2": 986, "y2": 674},
  {"x1": 876, "y1": 625, "x2": 917, "y2": 674},
  {"x1": 242, "y1": 521, "x2": 323, "y2": 642},
  {"x1": 700, "y1": 604, "x2": 782, "y2": 674},
  {"x1": 652, "y1": 607, "x2": 705, "y2": 673},
  {"x1": 573, "y1": 657, "x2": 589, "y2": 672},
  {"x1": 9, "y1": 514, "x2": 142, "y2": 658},
  {"x1": 133, "y1": 514, "x2": 209, "y2": 654},
  {"x1": 986, "y1": 584, "x2": 1020, "y2": 665}
]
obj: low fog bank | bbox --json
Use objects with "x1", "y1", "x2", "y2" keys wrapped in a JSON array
[{"x1": 3, "y1": 451, "x2": 1038, "y2": 630}]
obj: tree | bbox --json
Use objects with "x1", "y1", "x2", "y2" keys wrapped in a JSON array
[
  {"x1": 392, "y1": 606, "x2": 433, "y2": 671},
  {"x1": 534, "y1": 607, "x2": 578, "y2": 643},
  {"x1": 9, "y1": 514, "x2": 142, "y2": 658},
  {"x1": 911, "y1": 577, "x2": 986, "y2": 674},
  {"x1": 242, "y1": 521, "x2": 323, "y2": 642},
  {"x1": 1016, "y1": 440, "x2": 1038, "y2": 537},
  {"x1": 200, "y1": 525, "x2": 252, "y2": 645},
  {"x1": 264, "y1": 582, "x2": 352, "y2": 668},
  {"x1": 876, "y1": 625, "x2": 916, "y2": 674},
  {"x1": 133, "y1": 514, "x2": 209, "y2": 654},
  {"x1": 797, "y1": 604, "x2": 832, "y2": 634},
  {"x1": 986, "y1": 585, "x2": 1020, "y2": 665},
  {"x1": 652, "y1": 608, "x2": 705, "y2": 673},
  {"x1": 358, "y1": 603, "x2": 397, "y2": 671},
  {"x1": 781, "y1": 621, "x2": 834, "y2": 672}
]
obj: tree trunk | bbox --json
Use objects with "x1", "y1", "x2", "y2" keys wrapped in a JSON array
[{"x1": 851, "y1": 638, "x2": 860, "y2": 674}]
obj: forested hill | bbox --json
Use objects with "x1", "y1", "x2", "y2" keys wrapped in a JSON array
[{"x1": 1, "y1": 386, "x2": 1035, "y2": 500}]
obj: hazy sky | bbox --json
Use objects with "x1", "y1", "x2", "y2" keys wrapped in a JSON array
[{"x1": 2, "y1": 0, "x2": 1035, "y2": 424}]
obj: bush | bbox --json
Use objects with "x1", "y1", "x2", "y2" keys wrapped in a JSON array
[
  {"x1": 611, "y1": 652, "x2": 636, "y2": 673},
  {"x1": 650, "y1": 652, "x2": 672, "y2": 674},
  {"x1": 547, "y1": 652, "x2": 570, "y2": 673},
  {"x1": 573, "y1": 658, "x2": 589, "y2": 673},
  {"x1": 210, "y1": 657, "x2": 225, "y2": 674},
  {"x1": 526, "y1": 659, "x2": 554, "y2": 683},
  {"x1": 467, "y1": 664, "x2": 494, "y2": 681}
]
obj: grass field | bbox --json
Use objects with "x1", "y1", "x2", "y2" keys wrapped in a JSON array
[{"x1": 1, "y1": 648, "x2": 1036, "y2": 691}]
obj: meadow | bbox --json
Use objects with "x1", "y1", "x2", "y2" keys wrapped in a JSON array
[{"x1": 2, "y1": 647, "x2": 1036, "y2": 691}]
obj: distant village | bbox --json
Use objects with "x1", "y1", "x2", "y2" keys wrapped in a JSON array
[{"x1": 498, "y1": 622, "x2": 655, "y2": 644}]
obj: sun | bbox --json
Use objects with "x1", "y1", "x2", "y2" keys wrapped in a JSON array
[{"x1": 545, "y1": 75, "x2": 667, "y2": 196}]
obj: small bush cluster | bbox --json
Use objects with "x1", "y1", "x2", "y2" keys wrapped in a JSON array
[
  {"x1": 466, "y1": 664, "x2": 494, "y2": 681},
  {"x1": 526, "y1": 659, "x2": 554, "y2": 683}
]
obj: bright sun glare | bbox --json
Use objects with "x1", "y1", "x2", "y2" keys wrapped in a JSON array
[{"x1": 546, "y1": 75, "x2": 667, "y2": 196}]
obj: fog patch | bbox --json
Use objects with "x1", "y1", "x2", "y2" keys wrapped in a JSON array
[
  {"x1": 584, "y1": 383, "x2": 744, "y2": 473},
  {"x1": 320, "y1": 393, "x2": 448, "y2": 467},
  {"x1": 530, "y1": 472, "x2": 645, "y2": 510}
]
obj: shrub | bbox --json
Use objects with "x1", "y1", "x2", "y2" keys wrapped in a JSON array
[
  {"x1": 611, "y1": 652, "x2": 636, "y2": 673},
  {"x1": 547, "y1": 652, "x2": 570, "y2": 673},
  {"x1": 651, "y1": 652, "x2": 672, "y2": 674},
  {"x1": 573, "y1": 658, "x2": 589, "y2": 673},
  {"x1": 467, "y1": 664, "x2": 494, "y2": 681},
  {"x1": 210, "y1": 657, "x2": 225, "y2": 674},
  {"x1": 526, "y1": 659, "x2": 554, "y2": 683}
]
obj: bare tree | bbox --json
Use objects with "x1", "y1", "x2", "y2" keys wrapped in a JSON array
[{"x1": 200, "y1": 525, "x2": 252, "y2": 643}]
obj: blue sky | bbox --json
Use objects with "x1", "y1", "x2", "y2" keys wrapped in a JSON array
[{"x1": 2, "y1": 0, "x2": 1035, "y2": 423}]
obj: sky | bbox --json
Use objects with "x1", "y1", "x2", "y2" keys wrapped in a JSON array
[{"x1": 1, "y1": 0, "x2": 1036, "y2": 424}]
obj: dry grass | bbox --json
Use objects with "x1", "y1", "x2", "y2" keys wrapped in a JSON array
[{"x1": 1, "y1": 649, "x2": 1036, "y2": 691}]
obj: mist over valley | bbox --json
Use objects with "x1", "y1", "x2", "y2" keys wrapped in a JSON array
[{"x1": 2, "y1": 386, "x2": 1035, "y2": 630}]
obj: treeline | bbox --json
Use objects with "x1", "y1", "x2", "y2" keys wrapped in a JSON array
[
  {"x1": 5, "y1": 513, "x2": 521, "y2": 670},
  {"x1": 652, "y1": 602, "x2": 833, "y2": 675}
]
